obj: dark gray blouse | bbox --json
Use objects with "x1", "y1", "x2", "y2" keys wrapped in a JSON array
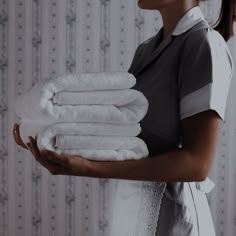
[{"x1": 128, "y1": 20, "x2": 233, "y2": 157}]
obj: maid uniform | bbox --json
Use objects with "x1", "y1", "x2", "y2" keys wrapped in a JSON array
[{"x1": 128, "y1": 6, "x2": 234, "y2": 236}]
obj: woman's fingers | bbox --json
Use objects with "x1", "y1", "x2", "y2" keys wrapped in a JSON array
[
  {"x1": 13, "y1": 123, "x2": 21, "y2": 145},
  {"x1": 26, "y1": 141, "x2": 62, "y2": 171},
  {"x1": 17, "y1": 124, "x2": 28, "y2": 149},
  {"x1": 25, "y1": 136, "x2": 74, "y2": 176},
  {"x1": 28, "y1": 136, "x2": 41, "y2": 157},
  {"x1": 13, "y1": 123, "x2": 28, "y2": 149},
  {"x1": 26, "y1": 141, "x2": 39, "y2": 160},
  {"x1": 28, "y1": 136, "x2": 68, "y2": 167}
]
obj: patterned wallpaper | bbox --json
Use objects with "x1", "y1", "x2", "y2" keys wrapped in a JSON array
[{"x1": 0, "y1": 0, "x2": 236, "y2": 235}]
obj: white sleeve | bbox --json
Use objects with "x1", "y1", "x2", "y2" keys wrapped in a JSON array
[{"x1": 178, "y1": 29, "x2": 234, "y2": 121}]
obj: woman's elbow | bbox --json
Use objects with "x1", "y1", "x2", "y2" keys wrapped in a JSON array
[
  {"x1": 191, "y1": 157, "x2": 211, "y2": 182},
  {"x1": 195, "y1": 167, "x2": 208, "y2": 182},
  {"x1": 182, "y1": 151, "x2": 211, "y2": 182}
]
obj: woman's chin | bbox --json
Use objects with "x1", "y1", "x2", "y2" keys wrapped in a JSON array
[
  {"x1": 137, "y1": 1, "x2": 156, "y2": 10},
  {"x1": 138, "y1": 4, "x2": 149, "y2": 9}
]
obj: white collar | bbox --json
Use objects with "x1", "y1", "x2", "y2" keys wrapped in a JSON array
[{"x1": 172, "y1": 6, "x2": 208, "y2": 35}]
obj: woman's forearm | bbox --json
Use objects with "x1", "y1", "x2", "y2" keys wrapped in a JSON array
[{"x1": 86, "y1": 149, "x2": 207, "y2": 182}]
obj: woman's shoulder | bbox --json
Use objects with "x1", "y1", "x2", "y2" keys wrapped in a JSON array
[
  {"x1": 180, "y1": 22, "x2": 234, "y2": 74},
  {"x1": 182, "y1": 21, "x2": 231, "y2": 54}
]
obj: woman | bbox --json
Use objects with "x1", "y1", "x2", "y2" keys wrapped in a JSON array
[{"x1": 13, "y1": 0, "x2": 235, "y2": 235}]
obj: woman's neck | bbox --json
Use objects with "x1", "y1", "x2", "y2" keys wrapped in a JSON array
[{"x1": 159, "y1": 1, "x2": 199, "y2": 40}]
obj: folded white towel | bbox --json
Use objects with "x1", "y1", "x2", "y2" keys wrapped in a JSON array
[
  {"x1": 15, "y1": 72, "x2": 148, "y2": 124},
  {"x1": 19, "y1": 119, "x2": 141, "y2": 143},
  {"x1": 51, "y1": 136, "x2": 148, "y2": 160},
  {"x1": 19, "y1": 120, "x2": 147, "y2": 160}
]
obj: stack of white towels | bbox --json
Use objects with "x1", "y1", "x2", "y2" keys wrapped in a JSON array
[
  {"x1": 15, "y1": 72, "x2": 165, "y2": 236},
  {"x1": 15, "y1": 72, "x2": 149, "y2": 160}
]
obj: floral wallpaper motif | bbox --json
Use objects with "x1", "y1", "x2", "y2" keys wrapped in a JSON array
[{"x1": 1, "y1": 0, "x2": 236, "y2": 235}]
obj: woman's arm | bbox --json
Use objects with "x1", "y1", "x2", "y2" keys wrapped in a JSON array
[
  {"x1": 86, "y1": 110, "x2": 221, "y2": 182},
  {"x1": 20, "y1": 110, "x2": 221, "y2": 180}
]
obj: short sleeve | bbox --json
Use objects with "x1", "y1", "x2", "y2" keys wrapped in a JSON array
[{"x1": 178, "y1": 28, "x2": 234, "y2": 121}]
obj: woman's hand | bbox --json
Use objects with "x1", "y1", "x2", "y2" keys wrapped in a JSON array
[
  {"x1": 26, "y1": 136, "x2": 89, "y2": 176},
  {"x1": 13, "y1": 123, "x2": 90, "y2": 176}
]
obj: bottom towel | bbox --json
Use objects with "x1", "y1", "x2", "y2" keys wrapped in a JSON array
[{"x1": 19, "y1": 119, "x2": 149, "y2": 160}]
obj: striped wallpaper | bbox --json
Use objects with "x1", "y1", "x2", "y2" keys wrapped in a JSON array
[{"x1": 1, "y1": 0, "x2": 236, "y2": 235}]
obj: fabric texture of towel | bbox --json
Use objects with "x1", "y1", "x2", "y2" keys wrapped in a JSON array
[
  {"x1": 15, "y1": 72, "x2": 148, "y2": 124},
  {"x1": 19, "y1": 119, "x2": 141, "y2": 143}
]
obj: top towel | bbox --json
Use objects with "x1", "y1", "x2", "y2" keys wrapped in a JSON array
[{"x1": 15, "y1": 72, "x2": 149, "y2": 124}]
